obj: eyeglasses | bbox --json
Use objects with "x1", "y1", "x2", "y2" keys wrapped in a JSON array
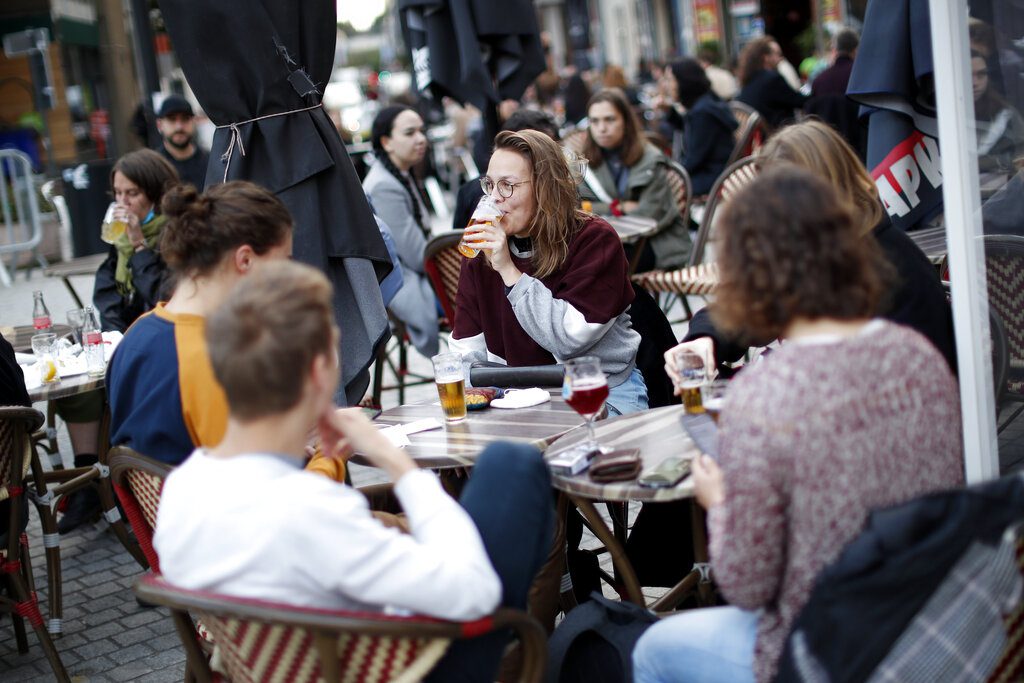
[{"x1": 480, "y1": 176, "x2": 531, "y2": 199}]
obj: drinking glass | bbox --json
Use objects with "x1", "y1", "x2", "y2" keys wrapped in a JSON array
[
  {"x1": 100, "y1": 202, "x2": 128, "y2": 244},
  {"x1": 700, "y1": 380, "x2": 729, "y2": 423},
  {"x1": 31, "y1": 333, "x2": 60, "y2": 384},
  {"x1": 563, "y1": 148, "x2": 589, "y2": 184},
  {"x1": 563, "y1": 356, "x2": 609, "y2": 450},
  {"x1": 432, "y1": 352, "x2": 467, "y2": 422},
  {"x1": 459, "y1": 196, "x2": 504, "y2": 258},
  {"x1": 671, "y1": 348, "x2": 707, "y2": 414},
  {"x1": 67, "y1": 308, "x2": 87, "y2": 345}
]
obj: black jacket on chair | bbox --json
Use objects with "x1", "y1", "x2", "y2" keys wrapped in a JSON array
[{"x1": 737, "y1": 69, "x2": 807, "y2": 128}]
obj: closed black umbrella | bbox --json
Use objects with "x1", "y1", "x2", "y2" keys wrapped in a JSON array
[
  {"x1": 399, "y1": 0, "x2": 546, "y2": 167},
  {"x1": 847, "y1": 0, "x2": 943, "y2": 232},
  {"x1": 157, "y1": 0, "x2": 393, "y2": 405}
]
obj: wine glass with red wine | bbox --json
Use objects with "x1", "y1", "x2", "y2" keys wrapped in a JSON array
[{"x1": 563, "y1": 356, "x2": 610, "y2": 451}]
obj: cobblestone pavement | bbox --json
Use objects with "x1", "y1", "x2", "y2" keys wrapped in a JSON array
[{"x1": 1, "y1": 265, "x2": 1021, "y2": 681}]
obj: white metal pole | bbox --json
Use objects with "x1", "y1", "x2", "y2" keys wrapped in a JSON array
[{"x1": 928, "y1": 0, "x2": 999, "y2": 482}]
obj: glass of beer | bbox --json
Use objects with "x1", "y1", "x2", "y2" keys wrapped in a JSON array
[
  {"x1": 671, "y1": 348, "x2": 707, "y2": 414},
  {"x1": 31, "y1": 333, "x2": 60, "y2": 385},
  {"x1": 432, "y1": 352, "x2": 467, "y2": 422},
  {"x1": 100, "y1": 202, "x2": 128, "y2": 244},
  {"x1": 459, "y1": 196, "x2": 504, "y2": 258},
  {"x1": 563, "y1": 356, "x2": 609, "y2": 450},
  {"x1": 700, "y1": 380, "x2": 729, "y2": 423}
]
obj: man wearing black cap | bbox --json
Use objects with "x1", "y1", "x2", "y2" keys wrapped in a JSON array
[{"x1": 155, "y1": 94, "x2": 209, "y2": 189}]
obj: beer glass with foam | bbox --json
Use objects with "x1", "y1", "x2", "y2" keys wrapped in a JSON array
[
  {"x1": 459, "y1": 196, "x2": 504, "y2": 258},
  {"x1": 432, "y1": 352, "x2": 467, "y2": 422}
]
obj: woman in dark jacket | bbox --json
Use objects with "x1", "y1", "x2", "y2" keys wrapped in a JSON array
[
  {"x1": 667, "y1": 58, "x2": 738, "y2": 196},
  {"x1": 666, "y1": 120, "x2": 956, "y2": 381},
  {"x1": 93, "y1": 149, "x2": 179, "y2": 332},
  {"x1": 736, "y1": 37, "x2": 807, "y2": 128}
]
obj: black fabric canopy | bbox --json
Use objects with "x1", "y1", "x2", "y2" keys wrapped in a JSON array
[
  {"x1": 399, "y1": 0, "x2": 546, "y2": 168},
  {"x1": 158, "y1": 0, "x2": 392, "y2": 405}
]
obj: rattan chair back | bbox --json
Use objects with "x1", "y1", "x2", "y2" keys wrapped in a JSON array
[
  {"x1": 424, "y1": 231, "x2": 464, "y2": 324},
  {"x1": 662, "y1": 160, "x2": 692, "y2": 224},
  {"x1": 0, "y1": 407, "x2": 68, "y2": 681},
  {"x1": 985, "y1": 236, "x2": 1024, "y2": 403},
  {"x1": 690, "y1": 156, "x2": 759, "y2": 267},
  {"x1": 136, "y1": 573, "x2": 547, "y2": 683},
  {"x1": 108, "y1": 447, "x2": 172, "y2": 573},
  {"x1": 725, "y1": 110, "x2": 769, "y2": 167}
]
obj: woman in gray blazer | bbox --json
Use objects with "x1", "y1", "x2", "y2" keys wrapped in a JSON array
[{"x1": 363, "y1": 106, "x2": 440, "y2": 358}]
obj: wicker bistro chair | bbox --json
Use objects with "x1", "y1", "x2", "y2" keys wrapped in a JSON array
[
  {"x1": 0, "y1": 407, "x2": 69, "y2": 682},
  {"x1": 633, "y1": 157, "x2": 758, "y2": 321},
  {"x1": 984, "y1": 235, "x2": 1024, "y2": 432},
  {"x1": 135, "y1": 573, "x2": 547, "y2": 683},
  {"x1": 370, "y1": 232, "x2": 462, "y2": 408},
  {"x1": 423, "y1": 231, "x2": 463, "y2": 325},
  {"x1": 725, "y1": 110, "x2": 769, "y2": 167},
  {"x1": 107, "y1": 447, "x2": 172, "y2": 573}
]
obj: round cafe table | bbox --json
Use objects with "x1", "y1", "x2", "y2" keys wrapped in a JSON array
[{"x1": 546, "y1": 404, "x2": 714, "y2": 610}]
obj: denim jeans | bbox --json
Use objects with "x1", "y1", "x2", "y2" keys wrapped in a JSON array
[
  {"x1": 606, "y1": 367, "x2": 649, "y2": 416},
  {"x1": 425, "y1": 443, "x2": 554, "y2": 682},
  {"x1": 632, "y1": 606, "x2": 758, "y2": 683}
]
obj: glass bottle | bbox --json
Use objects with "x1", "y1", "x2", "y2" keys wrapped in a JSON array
[{"x1": 32, "y1": 291, "x2": 52, "y2": 331}]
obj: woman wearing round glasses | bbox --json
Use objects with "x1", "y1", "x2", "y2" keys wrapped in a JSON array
[{"x1": 450, "y1": 129, "x2": 648, "y2": 416}]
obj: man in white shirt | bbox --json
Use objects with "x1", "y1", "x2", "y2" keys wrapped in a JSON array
[{"x1": 154, "y1": 260, "x2": 554, "y2": 681}]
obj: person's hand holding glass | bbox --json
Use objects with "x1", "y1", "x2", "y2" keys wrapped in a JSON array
[{"x1": 670, "y1": 348, "x2": 708, "y2": 414}]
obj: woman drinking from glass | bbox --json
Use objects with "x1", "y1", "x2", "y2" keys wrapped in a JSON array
[
  {"x1": 93, "y1": 149, "x2": 179, "y2": 332},
  {"x1": 451, "y1": 129, "x2": 647, "y2": 416}
]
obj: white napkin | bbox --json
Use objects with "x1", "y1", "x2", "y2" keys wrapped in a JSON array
[
  {"x1": 490, "y1": 388, "x2": 551, "y2": 409},
  {"x1": 378, "y1": 418, "x2": 443, "y2": 448}
]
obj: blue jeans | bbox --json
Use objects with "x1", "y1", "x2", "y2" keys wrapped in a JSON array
[
  {"x1": 606, "y1": 367, "x2": 649, "y2": 416},
  {"x1": 632, "y1": 606, "x2": 758, "y2": 683},
  {"x1": 425, "y1": 443, "x2": 554, "y2": 682}
]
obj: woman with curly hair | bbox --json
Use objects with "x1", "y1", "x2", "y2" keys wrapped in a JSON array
[
  {"x1": 451, "y1": 129, "x2": 647, "y2": 415},
  {"x1": 363, "y1": 105, "x2": 439, "y2": 358},
  {"x1": 632, "y1": 167, "x2": 963, "y2": 683}
]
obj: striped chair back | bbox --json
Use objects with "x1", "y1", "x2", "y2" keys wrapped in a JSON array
[
  {"x1": 424, "y1": 231, "x2": 464, "y2": 324},
  {"x1": 108, "y1": 447, "x2": 172, "y2": 573},
  {"x1": 690, "y1": 156, "x2": 759, "y2": 267},
  {"x1": 725, "y1": 111, "x2": 769, "y2": 167},
  {"x1": 203, "y1": 613, "x2": 449, "y2": 683},
  {"x1": 135, "y1": 573, "x2": 549, "y2": 683},
  {"x1": 662, "y1": 161, "x2": 692, "y2": 222},
  {"x1": 728, "y1": 100, "x2": 756, "y2": 137}
]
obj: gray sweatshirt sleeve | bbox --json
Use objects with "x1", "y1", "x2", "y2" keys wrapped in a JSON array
[{"x1": 506, "y1": 275, "x2": 639, "y2": 382}]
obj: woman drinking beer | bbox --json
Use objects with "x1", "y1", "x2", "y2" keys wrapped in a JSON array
[
  {"x1": 93, "y1": 149, "x2": 179, "y2": 332},
  {"x1": 450, "y1": 129, "x2": 647, "y2": 416}
]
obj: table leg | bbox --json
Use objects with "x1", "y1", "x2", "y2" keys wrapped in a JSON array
[
  {"x1": 567, "y1": 494, "x2": 645, "y2": 607},
  {"x1": 690, "y1": 501, "x2": 714, "y2": 606},
  {"x1": 61, "y1": 276, "x2": 84, "y2": 309}
]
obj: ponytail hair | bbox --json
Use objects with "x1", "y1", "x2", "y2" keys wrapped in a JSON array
[
  {"x1": 160, "y1": 181, "x2": 293, "y2": 277},
  {"x1": 370, "y1": 105, "x2": 429, "y2": 237}
]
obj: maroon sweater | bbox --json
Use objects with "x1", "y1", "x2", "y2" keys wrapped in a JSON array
[{"x1": 452, "y1": 217, "x2": 638, "y2": 383}]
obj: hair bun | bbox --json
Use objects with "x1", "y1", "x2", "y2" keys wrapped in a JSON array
[{"x1": 161, "y1": 183, "x2": 201, "y2": 219}]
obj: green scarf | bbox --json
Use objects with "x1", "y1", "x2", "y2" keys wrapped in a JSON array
[{"x1": 115, "y1": 213, "x2": 167, "y2": 296}]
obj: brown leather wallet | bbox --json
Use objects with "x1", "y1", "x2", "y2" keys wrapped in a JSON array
[{"x1": 589, "y1": 448, "x2": 641, "y2": 483}]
